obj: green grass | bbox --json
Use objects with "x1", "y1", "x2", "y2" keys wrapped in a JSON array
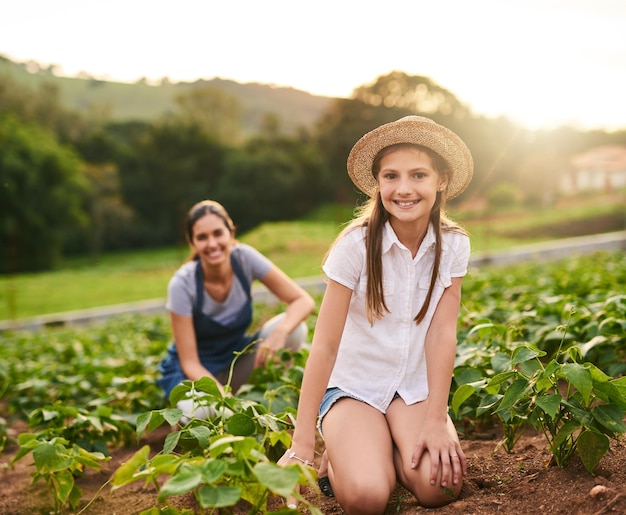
[{"x1": 1, "y1": 195, "x2": 623, "y2": 321}]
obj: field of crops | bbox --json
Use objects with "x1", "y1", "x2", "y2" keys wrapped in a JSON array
[{"x1": 1, "y1": 250, "x2": 625, "y2": 514}]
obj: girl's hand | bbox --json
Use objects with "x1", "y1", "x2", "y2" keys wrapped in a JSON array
[
  {"x1": 277, "y1": 447, "x2": 314, "y2": 509},
  {"x1": 411, "y1": 419, "x2": 466, "y2": 489}
]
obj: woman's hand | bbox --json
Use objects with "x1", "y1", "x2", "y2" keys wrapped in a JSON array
[
  {"x1": 254, "y1": 330, "x2": 287, "y2": 368},
  {"x1": 411, "y1": 418, "x2": 467, "y2": 489}
]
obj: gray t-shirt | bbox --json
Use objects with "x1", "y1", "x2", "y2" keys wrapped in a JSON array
[{"x1": 166, "y1": 244, "x2": 272, "y2": 325}]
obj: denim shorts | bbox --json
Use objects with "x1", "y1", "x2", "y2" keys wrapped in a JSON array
[
  {"x1": 317, "y1": 387, "x2": 362, "y2": 436},
  {"x1": 317, "y1": 388, "x2": 403, "y2": 436}
]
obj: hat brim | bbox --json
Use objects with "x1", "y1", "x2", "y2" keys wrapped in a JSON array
[{"x1": 347, "y1": 116, "x2": 473, "y2": 200}]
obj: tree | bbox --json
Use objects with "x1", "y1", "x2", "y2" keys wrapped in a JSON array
[
  {"x1": 215, "y1": 135, "x2": 327, "y2": 232},
  {"x1": 64, "y1": 163, "x2": 134, "y2": 256},
  {"x1": 174, "y1": 86, "x2": 242, "y2": 145},
  {"x1": 116, "y1": 120, "x2": 226, "y2": 247},
  {"x1": 0, "y1": 115, "x2": 87, "y2": 272}
]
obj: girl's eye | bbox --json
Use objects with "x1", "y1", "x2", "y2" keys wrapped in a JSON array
[{"x1": 382, "y1": 172, "x2": 397, "y2": 180}]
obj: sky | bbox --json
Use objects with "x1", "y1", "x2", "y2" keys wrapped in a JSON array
[{"x1": 1, "y1": 0, "x2": 625, "y2": 131}]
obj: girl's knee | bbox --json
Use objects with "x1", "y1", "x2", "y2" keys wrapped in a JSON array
[
  {"x1": 417, "y1": 482, "x2": 462, "y2": 508},
  {"x1": 335, "y1": 475, "x2": 394, "y2": 515},
  {"x1": 406, "y1": 474, "x2": 462, "y2": 508},
  {"x1": 399, "y1": 461, "x2": 462, "y2": 508},
  {"x1": 337, "y1": 486, "x2": 389, "y2": 515}
]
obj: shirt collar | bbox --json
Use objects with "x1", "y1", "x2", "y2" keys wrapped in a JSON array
[{"x1": 382, "y1": 221, "x2": 436, "y2": 254}]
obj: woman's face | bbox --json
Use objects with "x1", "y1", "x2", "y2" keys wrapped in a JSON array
[
  {"x1": 376, "y1": 147, "x2": 447, "y2": 227},
  {"x1": 190, "y1": 213, "x2": 234, "y2": 267}
]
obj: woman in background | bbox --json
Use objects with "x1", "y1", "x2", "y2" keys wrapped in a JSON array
[{"x1": 158, "y1": 200, "x2": 315, "y2": 418}]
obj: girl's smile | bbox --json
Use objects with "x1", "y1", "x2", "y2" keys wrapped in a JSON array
[{"x1": 377, "y1": 147, "x2": 446, "y2": 227}]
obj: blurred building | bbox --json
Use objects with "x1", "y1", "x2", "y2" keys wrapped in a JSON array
[{"x1": 561, "y1": 145, "x2": 626, "y2": 194}]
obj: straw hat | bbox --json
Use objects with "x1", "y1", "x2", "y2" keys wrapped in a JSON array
[{"x1": 347, "y1": 116, "x2": 473, "y2": 199}]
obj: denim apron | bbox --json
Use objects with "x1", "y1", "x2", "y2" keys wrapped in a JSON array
[{"x1": 157, "y1": 256, "x2": 253, "y2": 398}]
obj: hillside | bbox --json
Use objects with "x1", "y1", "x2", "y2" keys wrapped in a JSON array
[{"x1": 0, "y1": 54, "x2": 333, "y2": 134}]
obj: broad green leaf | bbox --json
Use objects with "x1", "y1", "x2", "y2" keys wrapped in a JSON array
[
  {"x1": 75, "y1": 447, "x2": 107, "y2": 470},
  {"x1": 494, "y1": 378, "x2": 529, "y2": 414},
  {"x1": 227, "y1": 413, "x2": 256, "y2": 436},
  {"x1": 68, "y1": 483, "x2": 82, "y2": 509},
  {"x1": 561, "y1": 364, "x2": 592, "y2": 405},
  {"x1": 32, "y1": 442, "x2": 73, "y2": 472},
  {"x1": 511, "y1": 345, "x2": 545, "y2": 365},
  {"x1": 52, "y1": 469, "x2": 75, "y2": 504},
  {"x1": 163, "y1": 430, "x2": 181, "y2": 454},
  {"x1": 588, "y1": 364, "x2": 610, "y2": 384},
  {"x1": 135, "y1": 412, "x2": 151, "y2": 440},
  {"x1": 467, "y1": 322, "x2": 505, "y2": 338},
  {"x1": 451, "y1": 384, "x2": 476, "y2": 417},
  {"x1": 487, "y1": 371, "x2": 517, "y2": 389},
  {"x1": 268, "y1": 430, "x2": 291, "y2": 449},
  {"x1": 256, "y1": 413, "x2": 282, "y2": 432},
  {"x1": 189, "y1": 425, "x2": 212, "y2": 448},
  {"x1": 577, "y1": 429, "x2": 609, "y2": 474},
  {"x1": 162, "y1": 408, "x2": 183, "y2": 426},
  {"x1": 592, "y1": 404, "x2": 626, "y2": 434},
  {"x1": 535, "y1": 394, "x2": 562, "y2": 419},
  {"x1": 41, "y1": 409, "x2": 59, "y2": 421},
  {"x1": 539, "y1": 360, "x2": 560, "y2": 380},
  {"x1": 197, "y1": 485, "x2": 242, "y2": 508},
  {"x1": 454, "y1": 368, "x2": 485, "y2": 385},
  {"x1": 239, "y1": 479, "x2": 268, "y2": 506},
  {"x1": 159, "y1": 467, "x2": 203, "y2": 499},
  {"x1": 170, "y1": 382, "x2": 193, "y2": 406},
  {"x1": 253, "y1": 462, "x2": 300, "y2": 497},
  {"x1": 200, "y1": 459, "x2": 228, "y2": 483},
  {"x1": 561, "y1": 398, "x2": 594, "y2": 426},
  {"x1": 491, "y1": 352, "x2": 511, "y2": 373},
  {"x1": 591, "y1": 382, "x2": 626, "y2": 410},
  {"x1": 476, "y1": 394, "x2": 501, "y2": 416},
  {"x1": 194, "y1": 376, "x2": 223, "y2": 396},
  {"x1": 111, "y1": 445, "x2": 151, "y2": 489},
  {"x1": 135, "y1": 411, "x2": 168, "y2": 440},
  {"x1": 518, "y1": 359, "x2": 542, "y2": 378}
]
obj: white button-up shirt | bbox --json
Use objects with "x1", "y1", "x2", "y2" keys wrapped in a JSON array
[{"x1": 322, "y1": 221, "x2": 470, "y2": 413}]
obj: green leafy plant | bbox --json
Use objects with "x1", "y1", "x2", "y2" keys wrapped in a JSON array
[
  {"x1": 484, "y1": 337, "x2": 626, "y2": 472},
  {"x1": 111, "y1": 353, "x2": 322, "y2": 513},
  {"x1": 11, "y1": 433, "x2": 109, "y2": 512}
]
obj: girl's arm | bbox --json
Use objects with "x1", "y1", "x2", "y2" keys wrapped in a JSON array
[
  {"x1": 169, "y1": 311, "x2": 226, "y2": 394},
  {"x1": 254, "y1": 265, "x2": 315, "y2": 367},
  {"x1": 411, "y1": 277, "x2": 467, "y2": 487},
  {"x1": 279, "y1": 279, "x2": 352, "y2": 463}
]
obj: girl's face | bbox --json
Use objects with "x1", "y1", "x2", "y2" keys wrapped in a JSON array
[
  {"x1": 376, "y1": 147, "x2": 447, "y2": 227},
  {"x1": 190, "y1": 213, "x2": 234, "y2": 267}
]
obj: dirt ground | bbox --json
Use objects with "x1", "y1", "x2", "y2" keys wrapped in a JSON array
[{"x1": 2, "y1": 421, "x2": 626, "y2": 515}]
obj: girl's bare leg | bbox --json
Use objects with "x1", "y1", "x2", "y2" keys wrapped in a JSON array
[
  {"x1": 386, "y1": 397, "x2": 463, "y2": 507},
  {"x1": 321, "y1": 398, "x2": 396, "y2": 515}
]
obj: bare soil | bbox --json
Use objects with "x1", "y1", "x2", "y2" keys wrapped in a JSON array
[{"x1": 2, "y1": 421, "x2": 626, "y2": 515}]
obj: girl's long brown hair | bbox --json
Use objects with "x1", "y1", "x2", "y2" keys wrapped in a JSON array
[{"x1": 331, "y1": 143, "x2": 466, "y2": 325}]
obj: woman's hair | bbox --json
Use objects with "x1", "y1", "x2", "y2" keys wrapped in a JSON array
[
  {"x1": 185, "y1": 200, "x2": 236, "y2": 261},
  {"x1": 333, "y1": 143, "x2": 466, "y2": 325}
]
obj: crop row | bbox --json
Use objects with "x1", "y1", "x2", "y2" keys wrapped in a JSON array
[{"x1": 1, "y1": 250, "x2": 624, "y2": 513}]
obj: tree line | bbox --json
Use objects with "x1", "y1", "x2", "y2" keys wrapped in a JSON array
[{"x1": 1, "y1": 70, "x2": 625, "y2": 273}]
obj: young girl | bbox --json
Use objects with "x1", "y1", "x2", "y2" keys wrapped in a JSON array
[
  {"x1": 278, "y1": 116, "x2": 473, "y2": 512},
  {"x1": 158, "y1": 200, "x2": 315, "y2": 418}
]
